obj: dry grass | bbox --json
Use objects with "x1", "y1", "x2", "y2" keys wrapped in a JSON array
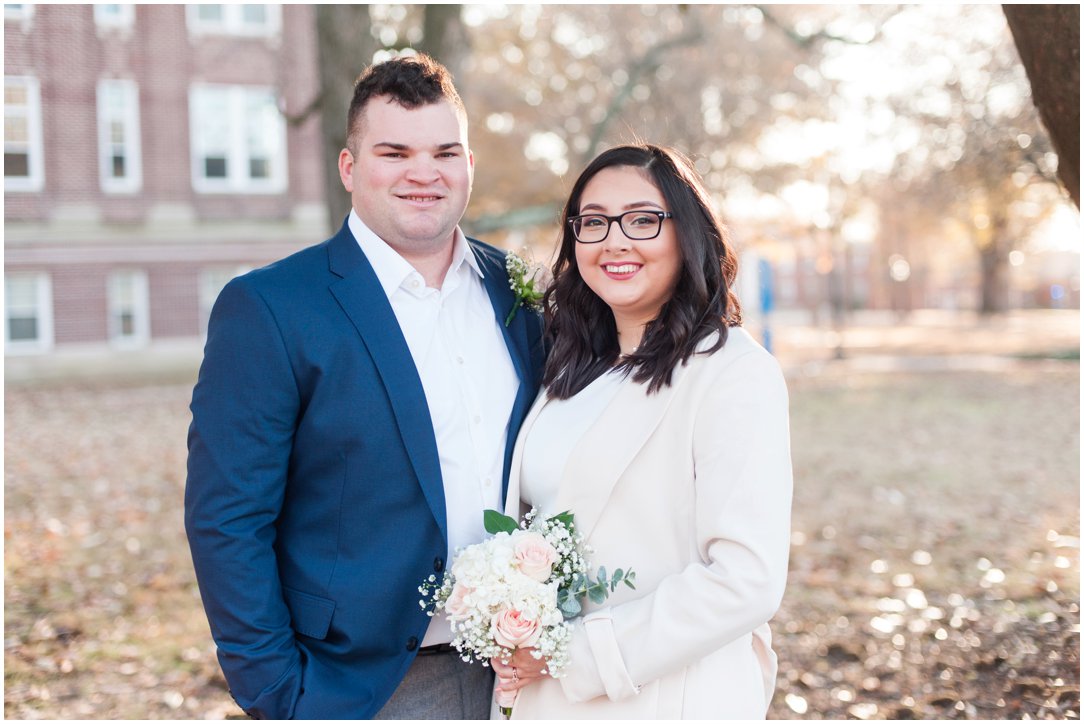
[{"x1": 5, "y1": 311, "x2": 1079, "y2": 719}]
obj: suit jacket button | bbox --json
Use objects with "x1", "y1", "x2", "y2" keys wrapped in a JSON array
[
  {"x1": 406, "y1": 636, "x2": 419, "y2": 652},
  {"x1": 434, "y1": 557, "x2": 444, "y2": 573}
]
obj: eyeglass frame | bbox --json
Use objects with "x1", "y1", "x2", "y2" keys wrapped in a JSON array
[{"x1": 567, "y1": 210, "x2": 674, "y2": 244}]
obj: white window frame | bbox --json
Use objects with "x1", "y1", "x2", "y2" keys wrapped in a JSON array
[
  {"x1": 93, "y1": 4, "x2": 135, "y2": 30},
  {"x1": 4, "y1": 76, "x2": 45, "y2": 192},
  {"x1": 4, "y1": 4, "x2": 34, "y2": 31},
  {"x1": 189, "y1": 83, "x2": 288, "y2": 194},
  {"x1": 198, "y1": 265, "x2": 251, "y2": 336},
  {"x1": 107, "y1": 269, "x2": 150, "y2": 348},
  {"x1": 185, "y1": 4, "x2": 281, "y2": 38},
  {"x1": 5, "y1": 272, "x2": 54, "y2": 354},
  {"x1": 97, "y1": 79, "x2": 142, "y2": 193}
]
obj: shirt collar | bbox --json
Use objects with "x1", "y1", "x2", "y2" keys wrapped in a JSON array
[{"x1": 348, "y1": 209, "x2": 483, "y2": 298}]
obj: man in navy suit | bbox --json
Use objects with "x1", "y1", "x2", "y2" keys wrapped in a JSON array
[{"x1": 185, "y1": 54, "x2": 544, "y2": 719}]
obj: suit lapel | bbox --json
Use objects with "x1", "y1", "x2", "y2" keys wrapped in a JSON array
[
  {"x1": 325, "y1": 223, "x2": 447, "y2": 543},
  {"x1": 555, "y1": 363, "x2": 690, "y2": 541}
]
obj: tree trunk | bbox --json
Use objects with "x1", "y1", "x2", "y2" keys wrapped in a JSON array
[
  {"x1": 417, "y1": 5, "x2": 469, "y2": 88},
  {"x1": 1003, "y1": 5, "x2": 1080, "y2": 208},
  {"x1": 978, "y1": 214, "x2": 1011, "y2": 314},
  {"x1": 315, "y1": 6, "x2": 379, "y2": 233}
]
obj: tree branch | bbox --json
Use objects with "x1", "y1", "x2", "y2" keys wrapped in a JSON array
[{"x1": 754, "y1": 4, "x2": 902, "y2": 49}]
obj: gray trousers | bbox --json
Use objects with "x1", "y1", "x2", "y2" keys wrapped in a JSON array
[{"x1": 373, "y1": 650, "x2": 494, "y2": 719}]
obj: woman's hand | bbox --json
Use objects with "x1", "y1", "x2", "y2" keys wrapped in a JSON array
[{"x1": 491, "y1": 647, "x2": 550, "y2": 694}]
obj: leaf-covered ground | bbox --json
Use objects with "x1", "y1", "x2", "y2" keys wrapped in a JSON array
[{"x1": 5, "y1": 312, "x2": 1079, "y2": 719}]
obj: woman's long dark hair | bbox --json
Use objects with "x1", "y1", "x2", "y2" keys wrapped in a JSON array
[{"x1": 542, "y1": 144, "x2": 742, "y2": 399}]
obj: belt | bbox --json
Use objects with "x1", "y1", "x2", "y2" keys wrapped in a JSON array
[{"x1": 417, "y1": 643, "x2": 457, "y2": 656}]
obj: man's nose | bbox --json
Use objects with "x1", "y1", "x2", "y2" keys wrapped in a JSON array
[{"x1": 405, "y1": 155, "x2": 440, "y2": 182}]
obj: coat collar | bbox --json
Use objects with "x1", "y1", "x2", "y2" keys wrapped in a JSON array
[{"x1": 507, "y1": 357, "x2": 695, "y2": 541}]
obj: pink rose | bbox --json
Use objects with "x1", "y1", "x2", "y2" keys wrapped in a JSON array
[
  {"x1": 444, "y1": 582, "x2": 473, "y2": 620},
  {"x1": 491, "y1": 608, "x2": 541, "y2": 649},
  {"x1": 512, "y1": 532, "x2": 558, "y2": 582}
]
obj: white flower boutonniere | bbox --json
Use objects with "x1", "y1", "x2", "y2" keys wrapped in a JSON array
[{"x1": 504, "y1": 250, "x2": 545, "y2": 327}]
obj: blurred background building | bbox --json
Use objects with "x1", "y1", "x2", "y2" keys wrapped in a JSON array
[
  {"x1": 4, "y1": 4, "x2": 1079, "y2": 380},
  {"x1": 5, "y1": 4, "x2": 325, "y2": 378}
]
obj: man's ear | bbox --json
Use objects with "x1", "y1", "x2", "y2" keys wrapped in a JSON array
[{"x1": 338, "y1": 148, "x2": 355, "y2": 192}]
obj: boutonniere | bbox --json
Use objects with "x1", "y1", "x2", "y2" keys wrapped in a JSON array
[{"x1": 504, "y1": 250, "x2": 545, "y2": 327}]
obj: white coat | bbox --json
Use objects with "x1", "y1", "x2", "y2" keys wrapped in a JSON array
[{"x1": 501, "y1": 328, "x2": 793, "y2": 719}]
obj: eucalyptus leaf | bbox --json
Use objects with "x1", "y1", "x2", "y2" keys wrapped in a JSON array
[
  {"x1": 559, "y1": 597, "x2": 582, "y2": 618},
  {"x1": 588, "y1": 585, "x2": 607, "y2": 604}
]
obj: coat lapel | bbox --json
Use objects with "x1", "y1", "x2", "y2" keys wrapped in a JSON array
[
  {"x1": 554, "y1": 363, "x2": 691, "y2": 541},
  {"x1": 325, "y1": 223, "x2": 447, "y2": 543}
]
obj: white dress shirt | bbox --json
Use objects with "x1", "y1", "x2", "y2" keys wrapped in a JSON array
[{"x1": 348, "y1": 211, "x2": 519, "y2": 646}]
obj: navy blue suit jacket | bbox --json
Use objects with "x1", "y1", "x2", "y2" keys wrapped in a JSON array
[{"x1": 184, "y1": 219, "x2": 544, "y2": 719}]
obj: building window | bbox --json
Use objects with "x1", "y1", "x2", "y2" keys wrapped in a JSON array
[
  {"x1": 4, "y1": 76, "x2": 44, "y2": 192},
  {"x1": 199, "y1": 265, "x2": 251, "y2": 335},
  {"x1": 4, "y1": 4, "x2": 34, "y2": 29},
  {"x1": 93, "y1": 4, "x2": 134, "y2": 30},
  {"x1": 189, "y1": 84, "x2": 287, "y2": 194},
  {"x1": 97, "y1": 79, "x2": 142, "y2": 193},
  {"x1": 5, "y1": 272, "x2": 53, "y2": 353},
  {"x1": 108, "y1": 270, "x2": 150, "y2": 347},
  {"x1": 185, "y1": 4, "x2": 280, "y2": 37}
]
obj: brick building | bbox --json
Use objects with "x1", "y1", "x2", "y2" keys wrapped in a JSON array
[{"x1": 5, "y1": 4, "x2": 330, "y2": 379}]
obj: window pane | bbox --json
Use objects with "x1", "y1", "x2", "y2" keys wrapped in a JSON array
[
  {"x1": 98, "y1": 4, "x2": 121, "y2": 18},
  {"x1": 4, "y1": 152, "x2": 29, "y2": 177},
  {"x1": 8, "y1": 316, "x2": 37, "y2": 341},
  {"x1": 197, "y1": 4, "x2": 223, "y2": 21},
  {"x1": 241, "y1": 4, "x2": 266, "y2": 24},
  {"x1": 112, "y1": 154, "x2": 126, "y2": 177},
  {"x1": 249, "y1": 157, "x2": 268, "y2": 179},
  {"x1": 120, "y1": 312, "x2": 135, "y2": 336},
  {"x1": 6, "y1": 116, "x2": 28, "y2": 143},
  {"x1": 6, "y1": 275, "x2": 37, "y2": 308},
  {"x1": 110, "y1": 119, "x2": 125, "y2": 144},
  {"x1": 5, "y1": 83, "x2": 26, "y2": 106},
  {"x1": 204, "y1": 157, "x2": 227, "y2": 178}
]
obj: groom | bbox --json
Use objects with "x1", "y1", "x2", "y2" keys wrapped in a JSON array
[{"x1": 185, "y1": 54, "x2": 544, "y2": 719}]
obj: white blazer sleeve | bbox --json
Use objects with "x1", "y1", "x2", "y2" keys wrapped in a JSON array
[{"x1": 559, "y1": 347, "x2": 793, "y2": 703}]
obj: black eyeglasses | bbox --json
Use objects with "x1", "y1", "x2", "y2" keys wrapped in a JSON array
[{"x1": 568, "y1": 210, "x2": 673, "y2": 244}]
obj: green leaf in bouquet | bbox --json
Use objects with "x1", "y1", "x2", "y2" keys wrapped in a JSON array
[
  {"x1": 548, "y1": 511, "x2": 575, "y2": 529},
  {"x1": 588, "y1": 584, "x2": 607, "y2": 605},
  {"x1": 624, "y1": 570, "x2": 637, "y2": 590},
  {"x1": 483, "y1": 509, "x2": 519, "y2": 534},
  {"x1": 611, "y1": 569, "x2": 624, "y2": 591},
  {"x1": 596, "y1": 566, "x2": 607, "y2": 586},
  {"x1": 558, "y1": 595, "x2": 582, "y2": 618}
]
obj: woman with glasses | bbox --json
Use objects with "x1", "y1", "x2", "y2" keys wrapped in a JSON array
[{"x1": 491, "y1": 144, "x2": 793, "y2": 719}]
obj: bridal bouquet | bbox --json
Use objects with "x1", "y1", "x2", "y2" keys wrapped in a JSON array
[{"x1": 419, "y1": 508, "x2": 635, "y2": 717}]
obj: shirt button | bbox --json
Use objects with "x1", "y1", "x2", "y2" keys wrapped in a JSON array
[
  {"x1": 434, "y1": 557, "x2": 444, "y2": 573},
  {"x1": 484, "y1": 478, "x2": 492, "y2": 487},
  {"x1": 473, "y1": 415, "x2": 481, "y2": 424},
  {"x1": 406, "y1": 636, "x2": 419, "y2": 652},
  {"x1": 456, "y1": 356, "x2": 464, "y2": 364}
]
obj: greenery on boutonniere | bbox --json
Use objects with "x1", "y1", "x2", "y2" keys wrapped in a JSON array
[{"x1": 504, "y1": 250, "x2": 546, "y2": 326}]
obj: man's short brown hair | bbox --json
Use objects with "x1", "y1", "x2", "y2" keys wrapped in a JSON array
[{"x1": 346, "y1": 53, "x2": 465, "y2": 152}]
